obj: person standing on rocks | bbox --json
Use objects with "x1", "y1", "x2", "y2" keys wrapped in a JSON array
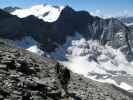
[{"x1": 55, "y1": 63, "x2": 70, "y2": 97}]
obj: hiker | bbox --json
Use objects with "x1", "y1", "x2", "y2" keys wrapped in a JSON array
[{"x1": 55, "y1": 63, "x2": 70, "y2": 96}]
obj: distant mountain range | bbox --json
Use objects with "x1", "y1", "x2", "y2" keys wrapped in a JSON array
[
  {"x1": 118, "y1": 16, "x2": 133, "y2": 26},
  {"x1": 3, "y1": 6, "x2": 21, "y2": 13}
]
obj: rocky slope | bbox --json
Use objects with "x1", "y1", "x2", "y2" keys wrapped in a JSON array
[{"x1": 0, "y1": 43, "x2": 133, "y2": 100}]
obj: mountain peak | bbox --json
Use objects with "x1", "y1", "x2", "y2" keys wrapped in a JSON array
[
  {"x1": 0, "y1": 9, "x2": 13, "y2": 19},
  {"x1": 3, "y1": 6, "x2": 21, "y2": 13},
  {"x1": 11, "y1": 4, "x2": 64, "y2": 22}
]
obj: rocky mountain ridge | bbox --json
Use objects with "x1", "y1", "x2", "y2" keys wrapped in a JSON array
[{"x1": 0, "y1": 5, "x2": 132, "y2": 57}]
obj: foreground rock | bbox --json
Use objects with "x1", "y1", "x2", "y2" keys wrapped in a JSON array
[{"x1": 0, "y1": 45, "x2": 133, "y2": 100}]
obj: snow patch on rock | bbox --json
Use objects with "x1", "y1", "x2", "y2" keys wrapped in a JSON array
[
  {"x1": 126, "y1": 23, "x2": 133, "y2": 26},
  {"x1": 14, "y1": 36, "x2": 44, "y2": 56},
  {"x1": 27, "y1": 45, "x2": 44, "y2": 56},
  {"x1": 119, "y1": 82, "x2": 133, "y2": 91}
]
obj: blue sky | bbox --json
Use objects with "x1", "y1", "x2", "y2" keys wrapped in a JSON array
[{"x1": 0, "y1": 0, "x2": 133, "y2": 17}]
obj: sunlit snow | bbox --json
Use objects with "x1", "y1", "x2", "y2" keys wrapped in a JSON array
[
  {"x1": 119, "y1": 82, "x2": 133, "y2": 91},
  {"x1": 14, "y1": 36, "x2": 44, "y2": 56},
  {"x1": 27, "y1": 45, "x2": 44, "y2": 56},
  {"x1": 51, "y1": 33, "x2": 133, "y2": 91},
  {"x1": 126, "y1": 23, "x2": 133, "y2": 26},
  {"x1": 11, "y1": 4, "x2": 64, "y2": 22}
]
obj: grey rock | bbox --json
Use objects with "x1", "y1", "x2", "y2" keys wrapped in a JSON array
[{"x1": 0, "y1": 45, "x2": 133, "y2": 100}]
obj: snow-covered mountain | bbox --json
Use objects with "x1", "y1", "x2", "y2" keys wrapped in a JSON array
[
  {"x1": 1, "y1": 4, "x2": 133, "y2": 92},
  {"x1": 11, "y1": 4, "x2": 64, "y2": 22}
]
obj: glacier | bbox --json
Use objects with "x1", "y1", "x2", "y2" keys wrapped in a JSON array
[{"x1": 51, "y1": 33, "x2": 133, "y2": 91}]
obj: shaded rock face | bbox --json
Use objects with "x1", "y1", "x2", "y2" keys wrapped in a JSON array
[
  {"x1": 0, "y1": 6, "x2": 132, "y2": 58},
  {"x1": 0, "y1": 44, "x2": 133, "y2": 100},
  {"x1": 0, "y1": 9, "x2": 13, "y2": 19}
]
